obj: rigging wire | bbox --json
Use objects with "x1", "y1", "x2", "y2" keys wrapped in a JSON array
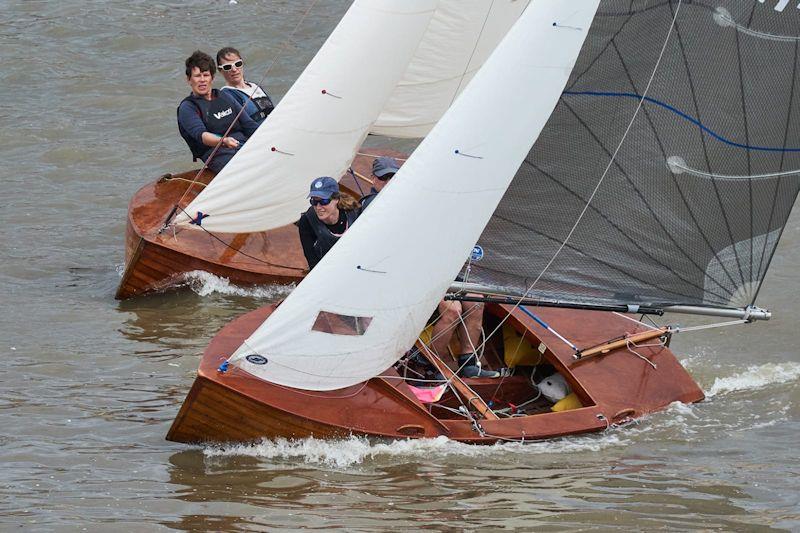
[{"x1": 445, "y1": 0, "x2": 498, "y2": 111}]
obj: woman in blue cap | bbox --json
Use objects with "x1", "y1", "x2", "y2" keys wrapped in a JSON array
[{"x1": 297, "y1": 177, "x2": 360, "y2": 270}]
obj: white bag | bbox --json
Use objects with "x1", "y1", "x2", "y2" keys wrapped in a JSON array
[{"x1": 537, "y1": 373, "x2": 570, "y2": 402}]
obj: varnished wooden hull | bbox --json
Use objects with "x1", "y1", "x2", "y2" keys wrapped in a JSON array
[
  {"x1": 116, "y1": 149, "x2": 405, "y2": 299},
  {"x1": 167, "y1": 304, "x2": 705, "y2": 445}
]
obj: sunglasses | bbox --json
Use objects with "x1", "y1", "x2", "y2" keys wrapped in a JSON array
[
  {"x1": 218, "y1": 60, "x2": 244, "y2": 71},
  {"x1": 310, "y1": 197, "x2": 332, "y2": 206},
  {"x1": 376, "y1": 172, "x2": 395, "y2": 182}
]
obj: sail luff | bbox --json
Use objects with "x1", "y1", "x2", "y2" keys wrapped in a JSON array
[
  {"x1": 228, "y1": 0, "x2": 601, "y2": 391},
  {"x1": 174, "y1": 0, "x2": 438, "y2": 233}
]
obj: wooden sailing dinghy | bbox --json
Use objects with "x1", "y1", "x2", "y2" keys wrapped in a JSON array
[
  {"x1": 168, "y1": 0, "x2": 800, "y2": 444},
  {"x1": 167, "y1": 304, "x2": 703, "y2": 444},
  {"x1": 116, "y1": 149, "x2": 401, "y2": 299},
  {"x1": 116, "y1": 0, "x2": 531, "y2": 299}
]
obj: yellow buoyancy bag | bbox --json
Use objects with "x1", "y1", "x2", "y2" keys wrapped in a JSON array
[
  {"x1": 551, "y1": 392, "x2": 583, "y2": 412},
  {"x1": 503, "y1": 325, "x2": 544, "y2": 367}
]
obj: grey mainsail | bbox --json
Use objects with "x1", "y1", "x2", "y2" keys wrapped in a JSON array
[{"x1": 471, "y1": 0, "x2": 800, "y2": 311}]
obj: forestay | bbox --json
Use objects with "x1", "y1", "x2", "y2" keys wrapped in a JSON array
[
  {"x1": 228, "y1": 0, "x2": 601, "y2": 391},
  {"x1": 174, "y1": 0, "x2": 438, "y2": 233},
  {"x1": 372, "y1": 0, "x2": 530, "y2": 138},
  {"x1": 470, "y1": 0, "x2": 800, "y2": 311}
]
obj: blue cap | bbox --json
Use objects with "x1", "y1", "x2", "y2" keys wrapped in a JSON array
[
  {"x1": 308, "y1": 176, "x2": 339, "y2": 200},
  {"x1": 372, "y1": 156, "x2": 400, "y2": 177}
]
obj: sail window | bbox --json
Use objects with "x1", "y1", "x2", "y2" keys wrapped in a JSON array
[{"x1": 312, "y1": 311, "x2": 372, "y2": 336}]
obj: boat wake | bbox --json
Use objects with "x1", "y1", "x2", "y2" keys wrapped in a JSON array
[
  {"x1": 705, "y1": 361, "x2": 800, "y2": 398},
  {"x1": 203, "y1": 433, "x2": 628, "y2": 468},
  {"x1": 182, "y1": 271, "x2": 295, "y2": 299}
]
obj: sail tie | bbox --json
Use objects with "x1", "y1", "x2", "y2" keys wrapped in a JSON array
[
  {"x1": 552, "y1": 22, "x2": 584, "y2": 31},
  {"x1": 454, "y1": 149, "x2": 483, "y2": 159},
  {"x1": 356, "y1": 265, "x2": 387, "y2": 274},
  {"x1": 270, "y1": 146, "x2": 295, "y2": 156},
  {"x1": 321, "y1": 89, "x2": 342, "y2": 99}
]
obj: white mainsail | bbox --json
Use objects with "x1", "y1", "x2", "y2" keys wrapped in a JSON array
[
  {"x1": 174, "y1": 0, "x2": 438, "y2": 233},
  {"x1": 175, "y1": 0, "x2": 529, "y2": 234},
  {"x1": 228, "y1": 0, "x2": 601, "y2": 391},
  {"x1": 372, "y1": 0, "x2": 530, "y2": 138}
]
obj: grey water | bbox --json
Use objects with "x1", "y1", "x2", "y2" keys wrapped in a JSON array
[{"x1": 1, "y1": 1, "x2": 799, "y2": 531}]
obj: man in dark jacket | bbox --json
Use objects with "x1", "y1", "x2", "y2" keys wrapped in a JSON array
[{"x1": 177, "y1": 50, "x2": 259, "y2": 173}]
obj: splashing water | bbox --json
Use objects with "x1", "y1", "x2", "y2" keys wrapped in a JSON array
[
  {"x1": 705, "y1": 361, "x2": 800, "y2": 398},
  {"x1": 183, "y1": 270, "x2": 295, "y2": 299},
  {"x1": 204, "y1": 433, "x2": 629, "y2": 468}
]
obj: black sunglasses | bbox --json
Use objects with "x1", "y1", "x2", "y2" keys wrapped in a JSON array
[
  {"x1": 310, "y1": 197, "x2": 332, "y2": 206},
  {"x1": 218, "y1": 60, "x2": 244, "y2": 71}
]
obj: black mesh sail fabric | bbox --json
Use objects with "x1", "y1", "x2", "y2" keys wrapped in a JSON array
[{"x1": 472, "y1": 0, "x2": 800, "y2": 310}]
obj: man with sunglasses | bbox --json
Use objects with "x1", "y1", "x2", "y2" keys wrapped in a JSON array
[
  {"x1": 177, "y1": 50, "x2": 259, "y2": 173},
  {"x1": 359, "y1": 156, "x2": 400, "y2": 211},
  {"x1": 297, "y1": 177, "x2": 361, "y2": 270},
  {"x1": 216, "y1": 47, "x2": 274, "y2": 125}
]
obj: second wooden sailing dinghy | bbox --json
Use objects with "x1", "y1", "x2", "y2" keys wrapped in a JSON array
[
  {"x1": 116, "y1": 0, "x2": 531, "y2": 299},
  {"x1": 168, "y1": 0, "x2": 800, "y2": 444}
]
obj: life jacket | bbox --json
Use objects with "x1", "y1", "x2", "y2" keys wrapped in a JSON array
[
  {"x1": 224, "y1": 85, "x2": 275, "y2": 123},
  {"x1": 177, "y1": 90, "x2": 242, "y2": 161},
  {"x1": 359, "y1": 187, "x2": 379, "y2": 212},
  {"x1": 303, "y1": 207, "x2": 359, "y2": 260}
]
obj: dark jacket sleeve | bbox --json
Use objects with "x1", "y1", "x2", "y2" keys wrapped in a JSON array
[
  {"x1": 238, "y1": 107, "x2": 259, "y2": 138},
  {"x1": 219, "y1": 91, "x2": 259, "y2": 139},
  {"x1": 177, "y1": 100, "x2": 207, "y2": 144},
  {"x1": 297, "y1": 215, "x2": 320, "y2": 270}
]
